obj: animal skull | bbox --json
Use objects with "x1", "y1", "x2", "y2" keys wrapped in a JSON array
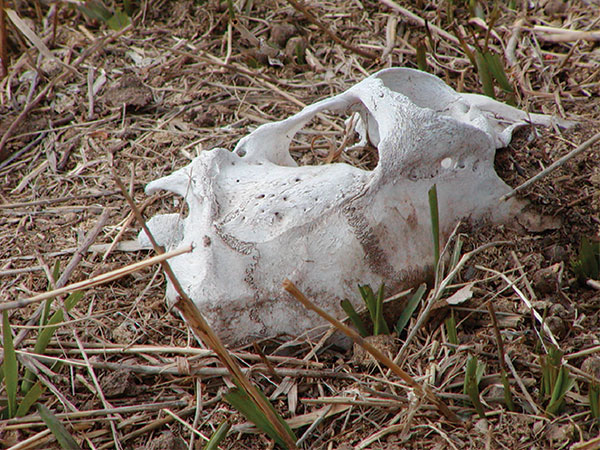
[{"x1": 140, "y1": 68, "x2": 566, "y2": 345}]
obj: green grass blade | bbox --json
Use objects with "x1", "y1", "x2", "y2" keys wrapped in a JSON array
[
  {"x1": 23, "y1": 291, "x2": 84, "y2": 394},
  {"x1": 225, "y1": 388, "x2": 295, "y2": 448},
  {"x1": 341, "y1": 300, "x2": 369, "y2": 337},
  {"x1": 41, "y1": 298, "x2": 54, "y2": 329},
  {"x1": 475, "y1": 51, "x2": 495, "y2": 99},
  {"x1": 374, "y1": 284, "x2": 390, "y2": 335},
  {"x1": 123, "y1": 0, "x2": 136, "y2": 16},
  {"x1": 395, "y1": 284, "x2": 426, "y2": 335},
  {"x1": 2, "y1": 311, "x2": 18, "y2": 418},
  {"x1": 484, "y1": 52, "x2": 512, "y2": 92},
  {"x1": 37, "y1": 404, "x2": 82, "y2": 450},
  {"x1": 224, "y1": 0, "x2": 236, "y2": 20},
  {"x1": 106, "y1": 9, "x2": 130, "y2": 31},
  {"x1": 464, "y1": 355, "x2": 486, "y2": 419},
  {"x1": 16, "y1": 381, "x2": 44, "y2": 417},
  {"x1": 41, "y1": 261, "x2": 61, "y2": 326},
  {"x1": 500, "y1": 369, "x2": 516, "y2": 412},
  {"x1": 358, "y1": 284, "x2": 377, "y2": 321},
  {"x1": 469, "y1": 0, "x2": 485, "y2": 20},
  {"x1": 483, "y1": 52, "x2": 516, "y2": 105},
  {"x1": 428, "y1": 184, "x2": 440, "y2": 272},
  {"x1": 77, "y1": 0, "x2": 112, "y2": 22},
  {"x1": 589, "y1": 384, "x2": 600, "y2": 420},
  {"x1": 546, "y1": 366, "x2": 575, "y2": 416},
  {"x1": 416, "y1": 43, "x2": 427, "y2": 72},
  {"x1": 576, "y1": 236, "x2": 599, "y2": 280},
  {"x1": 449, "y1": 235, "x2": 463, "y2": 271},
  {"x1": 540, "y1": 355, "x2": 552, "y2": 398},
  {"x1": 36, "y1": 291, "x2": 84, "y2": 355},
  {"x1": 445, "y1": 312, "x2": 458, "y2": 349},
  {"x1": 203, "y1": 420, "x2": 231, "y2": 450},
  {"x1": 453, "y1": 28, "x2": 476, "y2": 68}
]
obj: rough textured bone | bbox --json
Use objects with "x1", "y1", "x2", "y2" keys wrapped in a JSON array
[{"x1": 140, "y1": 68, "x2": 567, "y2": 345}]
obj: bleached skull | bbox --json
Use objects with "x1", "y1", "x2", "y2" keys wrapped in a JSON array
[{"x1": 140, "y1": 68, "x2": 567, "y2": 345}]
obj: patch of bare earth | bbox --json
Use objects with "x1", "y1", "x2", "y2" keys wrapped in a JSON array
[{"x1": 0, "y1": 1, "x2": 599, "y2": 449}]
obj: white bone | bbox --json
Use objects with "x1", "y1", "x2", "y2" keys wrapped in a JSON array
[{"x1": 140, "y1": 68, "x2": 569, "y2": 345}]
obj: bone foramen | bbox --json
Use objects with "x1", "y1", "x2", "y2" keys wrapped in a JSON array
[{"x1": 140, "y1": 68, "x2": 569, "y2": 345}]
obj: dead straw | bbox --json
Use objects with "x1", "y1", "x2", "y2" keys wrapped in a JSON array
[
  {"x1": 286, "y1": 0, "x2": 378, "y2": 60},
  {"x1": 282, "y1": 278, "x2": 462, "y2": 425},
  {"x1": 112, "y1": 169, "x2": 299, "y2": 449},
  {"x1": 500, "y1": 131, "x2": 600, "y2": 201},
  {"x1": 0, "y1": 245, "x2": 192, "y2": 312}
]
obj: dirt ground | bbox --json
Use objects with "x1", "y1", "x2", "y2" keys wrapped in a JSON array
[{"x1": 1, "y1": 0, "x2": 599, "y2": 449}]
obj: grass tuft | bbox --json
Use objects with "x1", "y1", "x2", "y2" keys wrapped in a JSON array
[{"x1": 464, "y1": 355, "x2": 486, "y2": 419}]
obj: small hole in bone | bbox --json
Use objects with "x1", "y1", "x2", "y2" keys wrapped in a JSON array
[
  {"x1": 236, "y1": 179, "x2": 240, "y2": 183},
  {"x1": 295, "y1": 178, "x2": 301, "y2": 182},
  {"x1": 256, "y1": 194, "x2": 265, "y2": 199},
  {"x1": 283, "y1": 196, "x2": 288, "y2": 201},
  {"x1": 236, "y1": 148, "x2": 246, "y2": 157},
  {"x1": 441, "y1": 157, "x2": 452, "y2": 169}
]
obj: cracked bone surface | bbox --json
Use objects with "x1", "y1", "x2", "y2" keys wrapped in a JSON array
[{"x1": 140, "y1": 68, "x2": 567, "y2": 345}]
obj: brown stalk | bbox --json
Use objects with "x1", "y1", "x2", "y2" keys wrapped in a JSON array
[
  {"x1": 112, "y1": 169, "x2": 298, "y2": 450},
  {"x1": 0, "y1": 245, "x2": 191, "y2": 312},
  {"x1": 286, "y1": 0, "x2": 378, "y2": 60},
  {"x1": 282, "y1": 279, "x2": 462, "y2": 425}
]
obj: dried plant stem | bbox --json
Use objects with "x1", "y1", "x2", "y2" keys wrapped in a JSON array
[
  {"x1": 586, "y1": 279, "x2": 600, "y2": 290},
  {"x1": 18, "y1": 351, "x2": 347, "y2": 379},
  {"x1": 378, "y1": 0, "x2": 461, "y2": 46},
  {"x1": 112, "y1": 170, "x2": 298, "y2": 449},
  {"x1": 477, "y1": 266, "x2": 559, "y2": 348},
  {"x1": 486, "y1": 304, "x2": 507, "y2": 371},
  {"x1": 37, "y1": 344, "x2": 323, "y2": 367},
  {"x1": 0, "y1": 208, "x2": 111, "y2": 371},
  {"x1": 571, "y1": 434, "x2": 600, "y2": 450},
  {"x1": 500, "y1": 131, "x2": 600, "y2": 201},
  {"x1": 0, "y1": 245, "x2": 192, "y2": 312},
  {"x1": 174, "y1": 299, "x2": 298, "y2": 448},
  {"x1": 73, "y1": 330, "x2": 123, "y2": 450},
  {"x1": 0, "y1": 24, "x2": 132, "y2": 161},
  {"x1": 487, "y1": 302, "x2": 516, "y2": 411},
  {"x1": 286, "y1": 0, "x2": 378, "y2": 60},
  {"x1": 283, "y1": 279, "x2": 461, "y2": 425},
  {"x1": 533, "y1": 25, "x2": 600, "y2": 43},
  {"x1": 504, "y1": 354, "x2": 541, "y2": 415},
  {"x1": 110, "y1": 407, "x2": 198, "y2": 449},
  {"x1": 6, "y1": 429, "x2": 52, "y2": 450},
  {"x1": 5, "y1": 401, "x2": 188, "y2": 427},
  {"x1": 396, "y1": 241, "x2": 511, "y2": 362}
]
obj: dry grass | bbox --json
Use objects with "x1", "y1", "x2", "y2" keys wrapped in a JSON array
[{"x1": 1, "y1": 0, "x2": 599, "y2": 448}]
